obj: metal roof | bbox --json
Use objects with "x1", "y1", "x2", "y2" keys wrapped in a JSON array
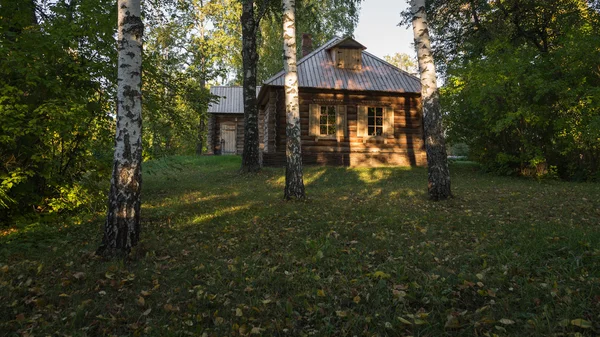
[
  {"x1": 208, "y1": 86, "x2": 261, "y2": 114},
  {"x1": 263, "y1": 37, "x2": 421, "y2": 93}
]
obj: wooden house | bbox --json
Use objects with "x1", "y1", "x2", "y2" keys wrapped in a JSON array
[
  {"x1": 208, "y1": 36, "x2": 426, "y2": 166},
  {"x1": 258, "y1": 36, "x2": 426, "y2": 166}
]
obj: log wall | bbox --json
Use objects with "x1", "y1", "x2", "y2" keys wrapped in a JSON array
[{"x1": 261, "y1": 87, "x2": 426, "y2": 167}]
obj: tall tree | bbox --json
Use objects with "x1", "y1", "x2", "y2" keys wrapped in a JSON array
[
  {"x1": 282, "y1": 0, "x2": 305, "y2": 199},
  {"x1": 384, "y1": 52, "x2": 418, "y2": 73},
  {"x1": 410, "y1": 0, "x2": 452, "y2": 200},
  {"x1": 98, "y1": 0, "x2": 144, "y2": 256},
  {"x1": 240, "y1": 0, "x2": 269, "y2": 173}
]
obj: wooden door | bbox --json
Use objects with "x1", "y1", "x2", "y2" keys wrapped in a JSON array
[{"x1": 220, "y1": 123, "x2": 237, "y2": 154}]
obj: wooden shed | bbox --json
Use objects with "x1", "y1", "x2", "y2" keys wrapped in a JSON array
[
  {"x1": 257, "y1": 36, "x2": 426, "y2": 167},
  {"x1": 206, "y1": 86, "x2": 260, "y2": 155}
]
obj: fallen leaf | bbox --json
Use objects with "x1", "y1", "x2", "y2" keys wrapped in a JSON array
[
  {"x1": 137, "y1": 296, "x2": 145, "y2": 307},
  {"x1": 445, "y1": 315, "x2": 460, "y2": 329},
  {"x1": 398, "y1": 317, "x2": 412, "y2": 325},
  {"x1": 571, "y1": 319, "x2": 592, "y2": 328},
  {"x1": 336, "y1": 311, "x2": 347, "y2": 317},
  {"x1": 499, "y1": 318, "x2": 515, "y2": 325},
  {"x1": 250, "y1": 326, "x2": 264, "y2": 334},
  {"x1": 372, "y1": 271, "x2": 391, "y2": 279}
]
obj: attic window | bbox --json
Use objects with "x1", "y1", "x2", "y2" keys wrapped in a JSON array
[{"x1": 331, "y1": 48, "x2": 362, "y2": 70}]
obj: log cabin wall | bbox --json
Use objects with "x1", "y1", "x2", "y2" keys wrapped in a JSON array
[{"x1": 261, "y1": 87, "x2": 427, "y2": 167}]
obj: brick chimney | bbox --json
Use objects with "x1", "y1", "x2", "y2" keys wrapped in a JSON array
[{"x1": 302, "y1": 33, "x2": 313, "y2": 58}]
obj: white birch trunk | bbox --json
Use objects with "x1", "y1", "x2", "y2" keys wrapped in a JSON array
[
  {"x1": 98, "y1": 0, "x2": 144, "y2": 256},
  {"x1": 410, "y1": 0, "x2": 452, "y2": 200},
  {"x1": 282, "y1": 0, "x2": 305, "y2": 199}
]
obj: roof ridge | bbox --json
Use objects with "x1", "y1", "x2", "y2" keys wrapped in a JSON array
[{"x1": 263, "y1": 36, "x2": 342, "y2": 85}]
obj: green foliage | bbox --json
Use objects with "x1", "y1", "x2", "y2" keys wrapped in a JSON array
[
  {"x1": 410, "y1": 0, "x2": 600, "y2": 180},
  {"x1": 1, "y1": 156, "x2": 599, "y2": 335},
  {"x1": 383, "y1": 53, "x2": 418, "y2": 73},
  {"x1": 0, "y1": 0, "x2": 115, "y2": 221}
]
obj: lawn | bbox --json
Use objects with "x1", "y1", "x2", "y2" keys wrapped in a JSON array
[{"x1": 1, "y1": 155, "x2": 599, "y2": 336}]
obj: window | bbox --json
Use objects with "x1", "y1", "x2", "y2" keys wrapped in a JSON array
[
  {"x1": 368, "y1": 107, "x2": 384, "y2": 136},
  {"x1": 309, "y1": 104, "x2": 346, "y2": 138},
  {"x1": 319, "y1": 106, "x2": 336, "y2": 136}
]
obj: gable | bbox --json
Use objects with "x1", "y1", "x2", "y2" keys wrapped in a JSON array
[{"x1": 263, "y1": 37, "x2": 421, "y2": 94}]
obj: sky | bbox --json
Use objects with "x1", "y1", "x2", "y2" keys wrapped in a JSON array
[{"x1": 354, "y1": 0, "x2": 415, "y2": 60}]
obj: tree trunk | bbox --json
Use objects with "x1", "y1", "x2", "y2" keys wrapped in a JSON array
[
  {"x1": 98, "y1": 0, "x2": 144, "y2": 257},
  {"x1": 410, "y1": 0, "x2": 452, "y2": 201},
  {"x1": 240, "y1": 0, "x2": 261, "y2": 173},
  {"x1": 282, "y1": 0, "x2": 305, "y2": 200},
  {"x1": 196, "y1": 117, "x2": 205, "y2": 155}
]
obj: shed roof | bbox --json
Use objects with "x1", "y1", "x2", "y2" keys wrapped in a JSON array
[
  {"x1": 262, "y1": 37, "x2": 421, "y2": 94},
  {"x1": 208, "y1": 86, "x2": 261, "y2": 114}
]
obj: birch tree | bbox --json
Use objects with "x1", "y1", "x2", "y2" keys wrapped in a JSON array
[
  {"x1": 282, "y1": 0, "x2": 305, "y2": 199},
  {"x1": 410, "y1": 0, "x2": 452, "y2": 200},
  {"x1": 240, "y1": 0, "x2": 269, "y2": 173},
  {"x1": 98, "y1": 0, "x2": 144, "y2": 256}
]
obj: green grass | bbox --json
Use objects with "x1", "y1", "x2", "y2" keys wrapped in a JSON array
[{"x1": 1, "y1": 155, "x2": 599, "y2": 336}]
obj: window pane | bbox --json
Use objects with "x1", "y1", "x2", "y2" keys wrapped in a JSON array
[
  {"x1": 329, "y1": 125, "x2": 336, "y2": 135},
  {"x1": 376, "y1": 117, "x2": 383, "y2": 126},
  {"x1": 376, "y1": 107, "x2": 383, "y2": 116},
  {"x1": 328, "y1": 106, "x2": 336, "y2": 115},
  {"x1": 328, "y1": 114, "x2": 336, "y2": 124},
  {"x1": 368, "y1": 126, "x2": 374, "y2": 135},
  {"x1": 368, "y1": 107, "x2": 374, "y2": 114},
  {"x1": 320, "y1": 125, "x2": 327, "y2": 135},
  {"x1": 376, "y1": 127, "x2": 382, "y2": 136},
  {"x1": 368, "y1": 116, "x2": 374, "y2": 126},
  {"x1": 321, "y1": 106, "x2": 327, "y2": 114},
  {"x1": 320, "y1": 116, "x2": 327, "y2": 124}
]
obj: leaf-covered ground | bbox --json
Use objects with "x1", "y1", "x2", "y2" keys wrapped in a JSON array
[{"x1": 1, "y1": 156, "x2": 599, "y2": 336}]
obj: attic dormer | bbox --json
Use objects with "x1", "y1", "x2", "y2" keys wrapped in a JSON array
[{"x1": 327, "y1": 37, "x2": 367, "y2": 70}]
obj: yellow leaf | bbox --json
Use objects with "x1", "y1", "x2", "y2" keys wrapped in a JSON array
[
  {"x1": 571, "y1": 319, "x2": 592, "y2": 328},
  {"x1": 317, "y1": 289, "x2": 326, "y2": 297},
  {"x1": 137, "y1": 296, "x2": 145, "y2": 307},
  {"x1": 140, "y1": 290, "x2": 150, "y2": 297},
  {"x1": 353, "y1": 295, "x2": 361, "y2": 304},
  {"x1": 372, "y1": 271, "x2": 391, "y2": 279},
  {"x1": 59, "y1": 293, "x2": 70, "y2": 297},
  {"x1": 336, "y1": 311, "x2": 347, "y2": 317},
  {"x1": 445, "y1": 315, "x2": 460, "y2": 329},
  {"x1": 236, "y1": 308, "x2": 243, "y2": 317},
  {"x1": 393, "y1": 290, "x2": 407, "y2": 298},
  {"x1": 250, "y1": 326, "x2": 264, "y2": 334},
  {"x1": 499, "y1": 318, "x2": 515, "y2": 325},
  {"x1": 414, "y1": 318, "x2": 427, "y2": 325},
  {"x1": 398, "y1": 317, "x2": 412, "y2": 325},
  {"x1": 105, "y1": 272, "x2": 114, "y2": 279}
]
